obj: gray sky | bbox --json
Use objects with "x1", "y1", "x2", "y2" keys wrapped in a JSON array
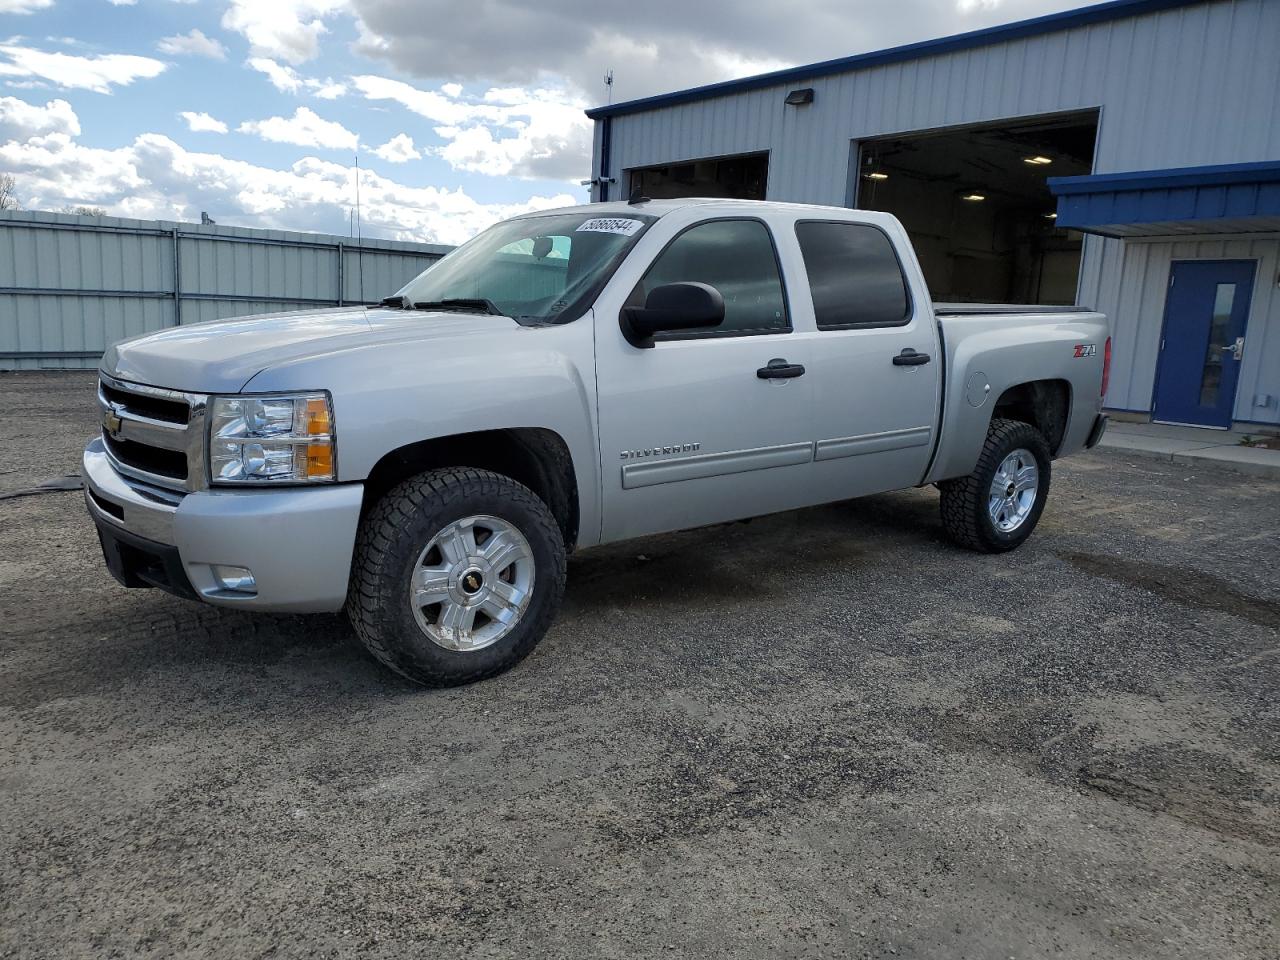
[
  {"x1": 351, "y1": 0, "x2": 1086, "y2": 105},
  {"x1": 0, "y1": 0, "x2": 1089, "y2": 244}
]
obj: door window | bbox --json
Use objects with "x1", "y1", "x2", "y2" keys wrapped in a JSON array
[
  {"x1": 1198, "y1": 283, "x2": 1237, "y2": 407},
  {"x1": 634, "y1": 219, "x2": 789, "y2": 335},
  {"x1": 795, "y1": 221, "x2": 911, "y2": 328}
]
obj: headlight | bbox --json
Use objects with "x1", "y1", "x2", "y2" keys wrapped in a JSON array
[{"x1": 208, "y1": 392, "x2": 335, "y2": 484}]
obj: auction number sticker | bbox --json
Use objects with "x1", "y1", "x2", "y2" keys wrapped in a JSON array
[{"x1": 576, "y1": 218, "x2": 645, "y2": 236}]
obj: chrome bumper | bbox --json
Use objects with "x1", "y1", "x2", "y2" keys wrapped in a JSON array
[{"x1": 84, "y1": 438, "x2": 363, "y2": 613}]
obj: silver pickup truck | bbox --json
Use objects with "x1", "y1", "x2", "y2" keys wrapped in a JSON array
[{"x1": 85, "y1": 199, "x2": 1110, "y2": 686}]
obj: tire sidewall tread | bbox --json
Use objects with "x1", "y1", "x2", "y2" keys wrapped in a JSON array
[
  {"x1": 347, "y1": 468, "x2": 566, "y2": 687},
  {"x1": 939, "y1": 418, "x2": 1052, "y2": 554}
]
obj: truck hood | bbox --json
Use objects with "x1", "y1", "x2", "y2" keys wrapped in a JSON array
[{"x1": 102, "y1": 306, "x2": 523, "y2": 393}]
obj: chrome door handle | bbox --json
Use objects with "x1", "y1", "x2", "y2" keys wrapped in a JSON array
[{"x1": 1225, "y1": 336, "x2": 1244, "y2": 361}]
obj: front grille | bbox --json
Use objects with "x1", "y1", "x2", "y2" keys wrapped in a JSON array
[
  {"x1": 103, "y1": 434, "x2": 188, "y2": 480},
  {"x1": 99, "y1": 375, "x2": 205, "y2": 491},
  {"x1": 100, "y1": 381, "x2": 189, "y2": 424}
]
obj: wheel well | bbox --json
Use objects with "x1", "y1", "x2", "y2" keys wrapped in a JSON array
[
  {"x1": 362, "y1": 428, "x2": 579, "y2": 550},
  {"x1": 992, "y1": 379, "x2": 1071, "y2": 455}
]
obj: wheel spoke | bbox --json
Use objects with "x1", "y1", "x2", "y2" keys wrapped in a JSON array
[
  {"x1": 438, "y1": 600, "x2": 477, "y2": 644},
  {"x1": 437, "y1": 521, "x2": 477, "y2": 564},
  {"x1": 414, "y1": 565, "x2": 451, "y2": 605},
  {"x1": 479, "y1": 584, "x2": 521, "y2": 625},
  {"x1": 1014, "y1": 464, "x2": 1038, "y2": 492},
  {"x1": 989, "y1": 496, "x2": 1006, "y2": 524},
  {"x1": 481, "y1": 528, "x2": 528, "y2": 574}
]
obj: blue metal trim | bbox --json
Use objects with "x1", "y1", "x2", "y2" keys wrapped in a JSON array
[
  {"x1": 1050, "y1": 161, "x2": 1280, "y2": 232},
  {"x1": 1048, "y1": 160, "x2": 1280, "y2": 195},
  {"x1": 585, "y1": 0, "x2": 1206, "y2": 119}
]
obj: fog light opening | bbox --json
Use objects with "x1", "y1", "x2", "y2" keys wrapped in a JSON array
[{"x1": 211, "y1": 564, "x2": 257, "y2": 595}]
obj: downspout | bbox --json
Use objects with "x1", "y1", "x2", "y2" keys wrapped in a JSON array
[{"x1": 598, "y1": 116, "x2": 612, "y2": 203}]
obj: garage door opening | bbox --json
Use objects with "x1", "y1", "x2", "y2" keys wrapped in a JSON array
[
  {"x1": 856, "y1": 111, "x2": 1098, "y2": 304},
  {"x1": 628, "y1": 152, "x2": 768, "y2": 201}
]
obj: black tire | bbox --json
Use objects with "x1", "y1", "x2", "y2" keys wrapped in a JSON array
[
  {"x1": 939, "y1": 418, "x2": 1052, "y2": 553},
  {"x1": 347, "y1": 468, "x2": 566, "y2": 687}
]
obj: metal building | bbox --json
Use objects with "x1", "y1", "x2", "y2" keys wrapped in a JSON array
[
  {"x1": 0, "y1": 210, "x2": 450, "y2": 370},
  {"x1": 586, "y1": 0, "x2": 1280, "y2": 430}
]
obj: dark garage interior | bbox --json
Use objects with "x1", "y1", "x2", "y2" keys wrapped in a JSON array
[
  {"x1": 856, "y1": 111, "x2": 1098, "y2": 304},
  {"x1": 629, "y1": 152, "x2": 769, "y2": 201}
]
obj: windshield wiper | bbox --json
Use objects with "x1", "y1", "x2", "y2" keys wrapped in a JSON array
[
  {"x1": 379, "y1": 294, "x2": 410, "y2": 308},
  {"x1": 412, "y1": 298, "x2": 508, "y2": 317}
]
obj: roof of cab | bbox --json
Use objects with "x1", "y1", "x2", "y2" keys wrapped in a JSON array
[{"x1": 514, "y1": 197, "x2": 866, "y2": 219}]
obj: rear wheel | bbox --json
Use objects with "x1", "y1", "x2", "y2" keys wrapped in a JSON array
[
  {"x1": 939, "y1": 418, "x2": 1051, "y2": 553},
  {"x1": 347, "y1": 468, "x2": 566, "y2": 686}
]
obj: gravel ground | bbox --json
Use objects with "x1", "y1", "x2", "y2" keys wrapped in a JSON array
[{"x1": 1, "y1": 370, "x2": 1277, "y2": 959}]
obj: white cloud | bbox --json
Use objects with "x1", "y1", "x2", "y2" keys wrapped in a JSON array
[
  {"x1": 0, "y1": 125, "x2": 574, "y2": 245},
  {"x1": 352, "y1": 75, "x2": 590, "y2": 182},
  {"x1": 247, "y1": 57, "x2": 301, "y2": 93},
  {"x1": 107, "y1": 0, "x2": 138, "y2": 6},
  {"x1": 157, "y1": 29, "x2": 227, "y2": 60},
  {"x1": 0, "y1": 43, "x2": 166, "y2": 94},
  {"x1": 308, "y1": 79, "x2": 345, "y2": 99},
  {"x1": 179, "y1": 110, "x2": 228, "y2": 134},
  {"x1": 0, "y1": 0, "x2": 53, "y2": 13},
  {"x1": 222, "y1": 0, "x2": 349, "y2": 65},
  {"x1": 0, "y1": 96, "x2": 80, "y2": 139},
  {"x1": 239, "y1": 106, "x2": 357, "y2": 151},
  {"x1": 247, "y1": 57, "x2": 345, "y2": 99},
  {"x1": 369, "y1": 133, "x2": 419, "y2": 163}
]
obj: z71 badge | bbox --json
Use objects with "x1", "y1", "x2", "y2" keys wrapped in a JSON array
[{"x1": 1073, "y1": 343, "x2": 1096, "y2": 358}]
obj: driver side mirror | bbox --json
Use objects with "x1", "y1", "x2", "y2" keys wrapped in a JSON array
[{"x1": 620, "y1": 281, "x2": 725, "y2": 349}]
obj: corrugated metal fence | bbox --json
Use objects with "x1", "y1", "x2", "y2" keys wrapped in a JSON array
[{"x1": 0, "y1": 210, "x2": 453, "y2": 370}]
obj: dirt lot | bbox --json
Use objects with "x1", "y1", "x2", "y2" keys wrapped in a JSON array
[{"x1": 1, "y1": 370, "x2": 1277, "y2": 959}]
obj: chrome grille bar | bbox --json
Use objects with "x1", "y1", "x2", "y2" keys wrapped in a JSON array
[{"x1": 98, "y1": 372, "x2": 208, "y2": 492}]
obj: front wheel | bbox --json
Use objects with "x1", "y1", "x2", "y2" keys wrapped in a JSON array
[
  {"x1": 347, "y1": 468, "x2": 566, "y2": 687},
  {"x1": 939, "y1": 418, "x2": 1051, "y2": 553}
]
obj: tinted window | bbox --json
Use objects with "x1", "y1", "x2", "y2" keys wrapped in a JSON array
[
  {"x1": 636, "y1": 219, "x2": 788, "y2": 335},
  {"x1": 795, "y1": 221, "x2": 911, "y2": 328}
]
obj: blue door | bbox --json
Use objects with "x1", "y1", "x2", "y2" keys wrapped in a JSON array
[{"x1": 1153, "y1": 260, "x2": 1255, "y2": 428}]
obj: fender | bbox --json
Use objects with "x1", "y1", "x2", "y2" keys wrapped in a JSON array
[{"x1": 242, "y1": 317, "x2": 605, "y2": 547}]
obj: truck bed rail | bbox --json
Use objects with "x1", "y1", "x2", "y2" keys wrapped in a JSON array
[{"x1": 933, "y1": 303, "x2": 1091, "y2": 316}]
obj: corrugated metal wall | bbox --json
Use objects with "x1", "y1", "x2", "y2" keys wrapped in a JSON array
[
  {"x1": 593, "y1": 0, "x2": 1280, "y2": 424},
  {"x1": 0, "y1": 211, "x2": 452, "y2": 370},
  {"x1": 1100, "y1": 236, "x2": 1280, "y2": 418}
]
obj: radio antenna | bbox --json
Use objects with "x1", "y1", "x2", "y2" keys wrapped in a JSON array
[
  {"x1": 604, "y1": 69, "x2": 614, "y2": 104},
  {"x1": 353, "y1": 149, "x2": 365, "y2": 305}
]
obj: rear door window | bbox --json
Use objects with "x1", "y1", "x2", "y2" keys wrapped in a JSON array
[{"x1": 795, "y1": 221, "x2": 911, "y2": 329}]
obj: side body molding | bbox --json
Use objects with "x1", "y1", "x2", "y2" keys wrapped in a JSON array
[{"x1": 622, "y1": 441, "x2": 814, "y2": 489}]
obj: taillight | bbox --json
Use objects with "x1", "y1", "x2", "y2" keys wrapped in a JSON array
[{"x1": 1101, "y1": 336, "x2": 1112, "y2": 398}]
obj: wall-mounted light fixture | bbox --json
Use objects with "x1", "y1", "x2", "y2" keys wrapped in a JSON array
[
  {"x1": 1023, "y1": 155, "x2": 1053, "y2": 165},
  {"x1": 864, "y1": 171, "x2": 889, "y2": 180},
  {"x1": 1043, "y1": 211, "x2": 1059, "y2": 219},
  {"x1": 785, "y1": 88, "x2": 815, "y2": 106},
  {"x1": 960, "y1": 193, "x2": 986, "y2": 202}
]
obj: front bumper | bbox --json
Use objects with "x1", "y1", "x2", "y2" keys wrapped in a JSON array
[{"x1": 83, "y1": 438, "x2": 363, "y2": 613}]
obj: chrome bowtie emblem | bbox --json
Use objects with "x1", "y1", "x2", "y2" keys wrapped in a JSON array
[{"x1": 102, "y1": 407, "x2": 123, "y2": 437}]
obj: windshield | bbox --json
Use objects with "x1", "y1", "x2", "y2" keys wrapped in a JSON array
[{"x1": 393, "y1": 211, "x2": 658, "y2": 323}]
